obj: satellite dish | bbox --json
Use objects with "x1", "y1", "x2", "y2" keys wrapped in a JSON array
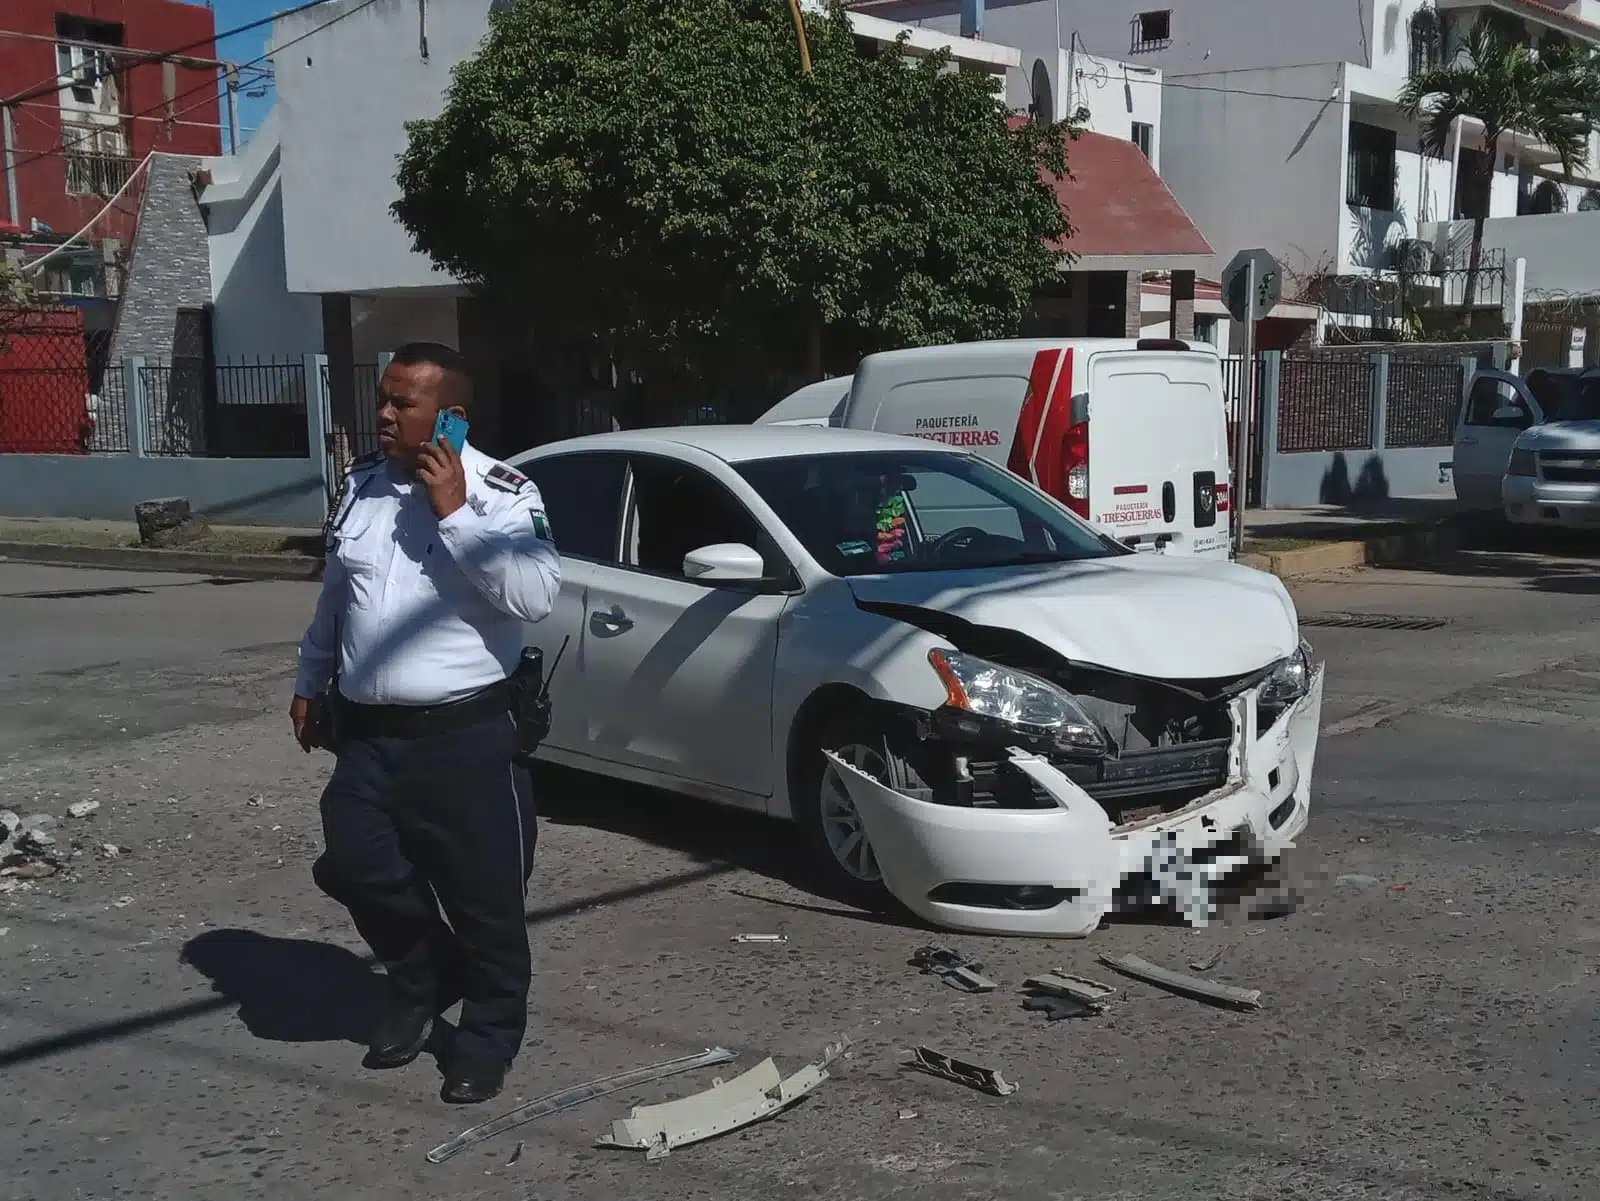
[{"x1": 1030, "y1": 59, "x2": 1054, "y2": 121}]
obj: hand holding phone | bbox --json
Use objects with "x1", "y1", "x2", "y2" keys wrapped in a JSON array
[{"x1": 433, "y1": 409, "x2": 469, "y2": 453}]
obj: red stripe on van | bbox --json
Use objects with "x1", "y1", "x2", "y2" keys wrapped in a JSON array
[
  {"x1": 1113, "y1": 484, "x2": 1147, "y2": 495},
  {"x1": 1007, "y1": 348, "x2": 1075, "y2": 497}
]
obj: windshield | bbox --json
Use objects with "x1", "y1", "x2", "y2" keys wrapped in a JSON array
[
  {"x1": 734, "y1": 450, "x2": 1124, "y2": 576},
  {"x1": 1545, "y1": 376, "x2": 1600, "y2": 423}
]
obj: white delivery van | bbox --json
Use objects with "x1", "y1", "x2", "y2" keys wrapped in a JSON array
[{"x1": 756, "y1": 338, "x2": 1234, "y2": 559}]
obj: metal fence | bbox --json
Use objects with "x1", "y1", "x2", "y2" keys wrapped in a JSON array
[
  {"x1": 0, "y1": 316, "x2": 119, "y2": 454},
  {"x1": 320, "y1": 362, "x2": 381, "y2": 493},
  {"x1": 140, "y1": 358, "x2": 311, "y2": 458},
  {"x1": 1384, "y1": 357, "x2": 1467, "y2": 449},
  {"x1": 1276, "y1": 356, "x2": 1375, "y2": 453},
  {"x1": 1220, "y1": 354, "x2": 1267, "y2": 505}
]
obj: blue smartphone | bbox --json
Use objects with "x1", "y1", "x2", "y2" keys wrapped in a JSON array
[{"x1": 433, "y1": 410, "x2": 468, "y2": 453}]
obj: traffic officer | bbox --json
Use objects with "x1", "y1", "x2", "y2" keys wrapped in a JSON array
[{"x1": 290, "y1": 341, "x2": 561, "y2": 1105}]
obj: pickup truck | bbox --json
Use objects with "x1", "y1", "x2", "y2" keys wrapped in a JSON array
[{"x1": 1452, "y1": 366, "x2": 1600, "y2": 527}]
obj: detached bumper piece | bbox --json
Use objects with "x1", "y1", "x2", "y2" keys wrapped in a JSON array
[
  {"x1": 902, "y1": 1046, "x2": 1018, "y2": 1097},
  {"x1": 909, "y1": 944, "x2": 998, "y2": 993},
  {"x1": 1099, "y1": 952, "x2": 1261, "y2": 1011},
  {"x1": 596, "y1": 1038, "x2": 848, "y2": 1161}
]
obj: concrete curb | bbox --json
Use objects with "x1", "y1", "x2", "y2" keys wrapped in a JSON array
[
  {"x1": 0, "y1": 540, "x2": 325, "y2": 581},
  {"x1": 1241, "y1": 517, "x2": 1465, "y2": 579}
]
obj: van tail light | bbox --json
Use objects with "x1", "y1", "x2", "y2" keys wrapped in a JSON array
[
  {"x1": 1215, "y1": 483, "x2": 1231, "y2": 513},
  {"x1": 1061, "y1": 420, "x2": 1089, "y2": 518}
]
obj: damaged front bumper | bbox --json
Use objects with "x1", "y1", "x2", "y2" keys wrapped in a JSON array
[{"x1": 825, "y1": 665, "x2": 1324, "y2": 937}]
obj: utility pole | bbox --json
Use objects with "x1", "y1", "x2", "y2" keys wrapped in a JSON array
[
  {"x1": 224, "y1": 64, "x2": 241, "y2": 155},
  {"x1": 1, "y1": 103, "x2": 18, "y2": 229}
]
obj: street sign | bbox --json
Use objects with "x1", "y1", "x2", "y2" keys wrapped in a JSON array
[
  {"x1": 1222, "y1": 248, "x2": 1282, "y2": 325},
  {"x1": 1221, "y1": 248, "x2": 1281, "y2": 557}
]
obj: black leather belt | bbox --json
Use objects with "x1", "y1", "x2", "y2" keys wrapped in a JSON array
[{"x1": 335, "y1": 677, "x2": 516, "y2": 741}]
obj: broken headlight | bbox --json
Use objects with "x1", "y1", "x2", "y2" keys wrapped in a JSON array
[
  {"x1": 1259, "y1": 639, "x2": 1314, "y2": 707},
  {"x1": 927, "y1": 648, "x2": 1107, "y2": 756}
]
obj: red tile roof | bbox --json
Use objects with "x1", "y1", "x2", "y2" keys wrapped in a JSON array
[
  {"x1": 1026, "y1": 127, "x2": 1212, "y2": 261},
  {"x1": 1498, "y1": 0, "x2": 1600, "y2": 37}
]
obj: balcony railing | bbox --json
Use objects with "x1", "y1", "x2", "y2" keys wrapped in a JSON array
[{"x1": 64, "y1": 152, "x2": 135, "y2": 198}]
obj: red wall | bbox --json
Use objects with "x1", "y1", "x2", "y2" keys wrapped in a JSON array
[
  {"x1": 0, "y1": 307, "x2": 92, "y2": 453},
  {"x1": 0, "y1": 0, "x2": 221, "y2": 244}
]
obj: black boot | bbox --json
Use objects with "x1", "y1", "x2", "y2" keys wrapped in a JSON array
[
  {"x1": 441, "y1": 1055, "x2": 507, "y2": 1104},
  {"x1": 362, "y1": 997, "x2": 434, "y2": 1070}
]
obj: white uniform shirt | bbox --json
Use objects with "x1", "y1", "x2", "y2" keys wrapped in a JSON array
[{"x1": 295, "y1": 442, "x2": 561, "y2": 706}]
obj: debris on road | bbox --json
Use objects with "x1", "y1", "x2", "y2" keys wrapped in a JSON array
[
  {"x1": 0, "y1": 811, "x2": 19, "y2": 840},
  {"x1": 1336, "y1": 873, "x2": 1380, "y2": 890},
  {"x1": 1188, "y1": 945, "x2": 1231, "y2": 973},
  {"x1": 1023, "y1": 994, "x2": 1098, "y2": 1021},
  {"x1": 910, "y1": 944, "x2": 998, "y2": 993},
  {"x1": 99, "y1": 843, "x2": 121, "y2": 859},
  {"x1": 901, "y1": 1046, "x2": 1017, "y2": 1097},
  {"x1": 596, "y1": 1038, "x2": 848, "y2": 1161},
  {"x1": 729, "y1": 933, "x2": 787, "y2": 944},
  {"x1": 2, "y1": 860, "x2": 58, "y2": 880},
  {"x1": 426, "y1": 1046, "x2": 737, "y2": 1164},
  {"x1": 1099, "y1": 953, "x2": 1262, "y2": 1012},
  {"x1": 67, "y1": 801, "x2": 100, "y2": 819},
  {"x1": 1023, "y1": 971, "x2": 1117, "y2": 1006},
  {"x1": 897, "y1": 1108, "x2": 917, "y2": 1120},
  {"x1": 504, "y1": 1140, "x2": 524, "y2": 1167}
]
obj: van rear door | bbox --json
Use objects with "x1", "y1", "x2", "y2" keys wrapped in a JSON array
[{"x1": 1085, "y1": 350, "x2": 1231, "y2": 559}]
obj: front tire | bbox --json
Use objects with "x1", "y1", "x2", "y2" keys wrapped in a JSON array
[{"x1": 794, "y1": 719, "x2": 897, "y2": 907}]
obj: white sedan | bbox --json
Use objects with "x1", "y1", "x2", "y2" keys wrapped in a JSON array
[{"x1": 510, "y1": 425, "x2": 1324, "y2": 937}]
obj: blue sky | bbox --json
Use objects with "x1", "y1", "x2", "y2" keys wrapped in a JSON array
[{"x1": 207, "y1": 0, "x2": 296, "y2": 144}]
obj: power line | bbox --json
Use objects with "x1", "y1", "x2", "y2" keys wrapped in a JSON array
[
  {"x1": 2, "y1": 0, "x2": 334, "y2": 109},
  {"x1": 4, "y1": 0, "x2": 384, "y2": 180}
]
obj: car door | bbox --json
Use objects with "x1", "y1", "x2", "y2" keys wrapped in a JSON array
[
  {"x1": 1453, "y1": 371, "x2": 1540, "y2": 508},
  {"x1": 580, "y1": 453, "x2": 789, "y2": 801},
  {"x1": 514, "y1": 450, "x2": 630, "y2": 755}
]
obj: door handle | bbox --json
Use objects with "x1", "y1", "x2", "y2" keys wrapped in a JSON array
[{"x1": 589, "y1": 605, "x2": 633, "y2": 634}]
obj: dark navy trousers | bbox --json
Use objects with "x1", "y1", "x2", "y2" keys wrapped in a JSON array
[{"x1": 312, "y1": 711, "x2": 537, "y2": 1066}]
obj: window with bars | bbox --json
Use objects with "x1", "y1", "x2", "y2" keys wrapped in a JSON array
[
  {"x1": 1346, "y1": 121, "x2": 1397, "y2": 210},
  {"x1": 1131, "y1": 11, "x2": 1171, "y2": 53}
]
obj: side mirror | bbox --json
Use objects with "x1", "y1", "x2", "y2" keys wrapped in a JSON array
[
  {"x1": 683, "y1": 542, "x2": 767, "y2": 583},
  {"x1": 1492, "y1": 405, "x2": 1527, "y2": 422}
]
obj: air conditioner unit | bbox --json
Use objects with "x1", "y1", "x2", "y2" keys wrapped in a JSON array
[{"x1": 1394, "y1": 238, "x2": 1438, "y2": 274}]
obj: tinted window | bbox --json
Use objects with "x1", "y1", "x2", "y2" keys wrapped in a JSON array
[
  {"x1": 735, "y1": 450, "x2": 1120, "y2": 577},
  {"x1": 1547, "y1": 377, "x2": 1600, "y2": 423},
  {"x1": 626, "y1": 457, "x2": 765, "y2": 579},
  {"x1": 520, "y1": 452, "x2": 627, "y2": 561},
  {"x1": 1465, "y1": 378, "x2": 1528, "y2": 428}
]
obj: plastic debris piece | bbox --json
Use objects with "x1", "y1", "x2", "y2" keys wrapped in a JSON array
[
  {"x1": 911, "y1": 944, "x2": 997, "y2": 992},
  {"x1": 901, "y1": 1046, "x2": 1017, "y2": 1097},
  {"x1": 505, "y1": 1140, "x2": 524, "y2": 1167},
  {"x1": 1098, "y1": 952, "x2": 1261, "y2": 1011},
  {"x1": 730, "y1": 933, "x2": 788, "y2": 944},
  {"x1": 1023, "y1": 994, "x2": 1097, "y2": 1022},
  {"x1": 1023, "y1": 971, "x2": 1117, "y2": 1006},
  {"x1": 427, "y1": 1046, "x2": 736, "y2": 1164},
  {"x1": 596, "y1": 1037, "x2": 848, "y2": 1159},
  {"x1": 1188, "y1": 946, "x2": 1229, "y2": 973}
]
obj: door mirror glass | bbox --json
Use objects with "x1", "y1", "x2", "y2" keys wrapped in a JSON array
[
  {"x1": 683, "y1": 542, "x2": 766, "y2": 583},
  {"x1": 1491, "y1": 405, "x2": 1523, "y2": 421}
]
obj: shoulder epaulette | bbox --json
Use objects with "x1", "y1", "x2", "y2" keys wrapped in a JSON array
[{"x1": 484, "y1": 462, "x2": 531, "y2": 494}]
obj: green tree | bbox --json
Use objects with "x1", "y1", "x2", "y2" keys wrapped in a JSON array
[
  {"x1": 392, "y1": 0, "x2": 1072, "y2": 408},
  {"x1": 1400, "y1": 19, "x2": 1600, "y2": 328}
]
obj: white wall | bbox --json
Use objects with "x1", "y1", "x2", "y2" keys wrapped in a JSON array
[
  {"x1": 1160, "y1": 63, "x2": 1349, "y2": 281},
  {"x1": 205, "y1": 160, "x2": 324, "y2": 362},
  {"x1": 1060, "y1": 51, "x2": 1162, "y2": 169},
  {"x1": 274, "y1": 0, "x2": 495, "y2": 295},
  {"x1": 1422, "y1": 210, "x2": 1600, "y2": 297},
  {"x1": 868, "y1": 0, "x2": 1373, "y2": 76},
  {"x1": 1338, "y1": 101, "x2": 1455, "y2": 271}
]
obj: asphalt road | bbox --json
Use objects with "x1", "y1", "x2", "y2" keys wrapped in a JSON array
[{"x1": 1, "y1": 535, "x2": 1597, "y2": 1201}]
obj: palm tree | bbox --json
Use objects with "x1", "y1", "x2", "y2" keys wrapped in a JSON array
[{"x1": 1399, "y1": 18, "x2": 1600, "y2": 329}]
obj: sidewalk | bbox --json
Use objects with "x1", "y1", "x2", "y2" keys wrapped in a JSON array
[{"x1": 0, "y1": 498, "x2": 1465, "y2": 582}]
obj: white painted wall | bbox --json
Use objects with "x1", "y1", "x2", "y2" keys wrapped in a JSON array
[
  {"x1": 1160, "y1": 63, "x2": 1349, "y2": 280},
  {"x1": 1059, "y1": 52, "x2": 1163, "y2": 169},
  {"x1": 202, "y1": 112, "x2": 324, "y2": 363},
  {"x1": 1422, "y1": 210, "x2": 1600, "y2": 297},
  {"x1": 273, "y1": 0, "x2": 494, "y2": 295},
  {"x1": 868, "y1": 0, "x2": 1373, "y2": 76}
]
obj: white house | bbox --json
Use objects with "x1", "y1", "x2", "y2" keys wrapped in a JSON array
[{"x1": 861, "y1": 0, "x2": 1600, "y2": 355}]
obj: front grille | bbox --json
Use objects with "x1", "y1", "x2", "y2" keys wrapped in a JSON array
[
  {"x1": 967, "y1": 737, "x2": 1231, "y2": 822},
  {"x1": 1539, "y1": 453, "x2": 1600, "y2": 484}
]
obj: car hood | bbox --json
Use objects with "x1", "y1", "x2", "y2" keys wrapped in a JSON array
[
  {"x1": 1518, "y1": 420, "x2": 1600, "y2": 451},
  {"x1": 846, "y1": 553, "x2": 1299, "y2": 680}
]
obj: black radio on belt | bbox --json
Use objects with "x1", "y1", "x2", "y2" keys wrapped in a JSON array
[{"x1": 511, "y1": 636, "x2": 568, "y2": 765}]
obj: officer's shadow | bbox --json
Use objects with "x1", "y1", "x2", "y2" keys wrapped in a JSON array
[{"x1": 181, "y1": 928, "x2": 451, "y2": 1056}]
